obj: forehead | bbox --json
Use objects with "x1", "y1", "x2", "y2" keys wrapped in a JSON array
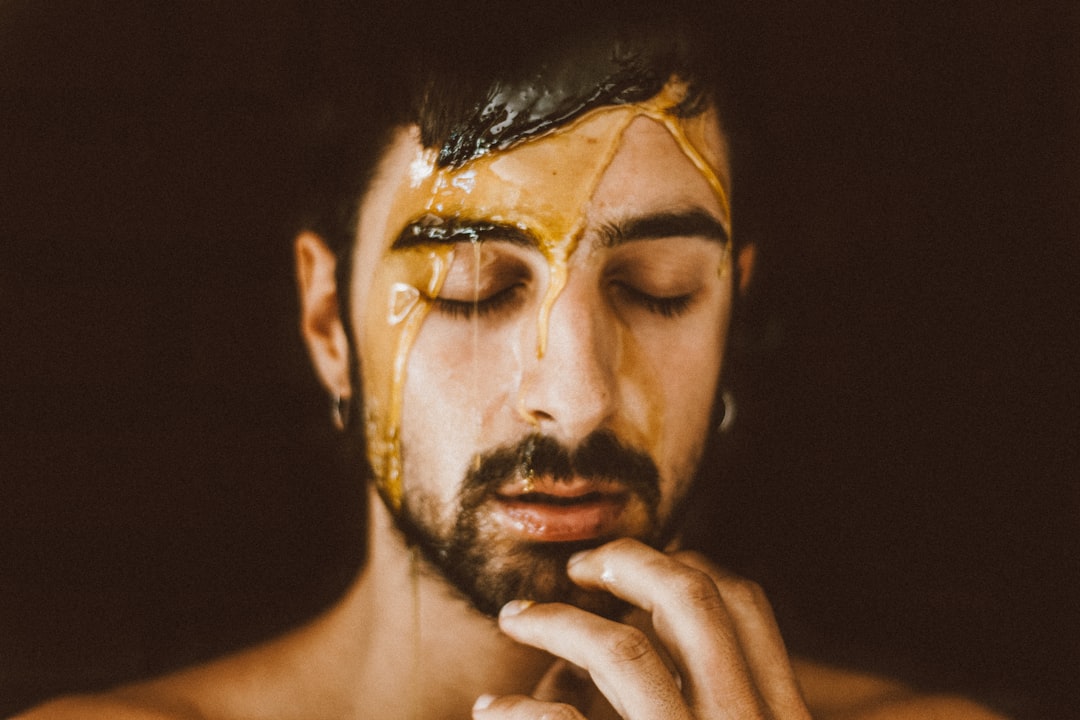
[
  {"x1": 354, "y1": 88, "x2": 731, "y2": 274},
  {"x1": 586, "y1": 110, "x2": 729, "y2": 229}
]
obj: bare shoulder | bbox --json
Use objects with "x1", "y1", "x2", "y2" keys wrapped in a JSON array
[
  {"x1": 11, "y1": 690, "x2": 200, "y2": 720},
  {"x1": 11, "y1": 662, "x2": 243, "y2": 720},
  {"x1": 12, "y1": 631, "x2": 327, "y2": 720},
  {"x1": 794, "y1": 658, "x2": 1009, "y2": 720}
]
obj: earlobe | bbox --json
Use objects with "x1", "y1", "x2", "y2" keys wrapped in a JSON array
[
  {"x1": 295, "y1": 231, "x2": 352, "y2": 398},
  {"x1": 736, "y1": 243, "x2": 756, "y2": 296}
]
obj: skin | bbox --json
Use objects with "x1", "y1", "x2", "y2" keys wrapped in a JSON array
[
  {"x1": 15, "y1": 95, "x2": 1009, "y2": 720},
  {"x1": 350, "y1": 81, "x2": 732, "y2": 517}
]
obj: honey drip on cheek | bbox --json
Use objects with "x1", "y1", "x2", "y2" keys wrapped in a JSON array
[{"x1": 364, "y1": 247, "x2": 453, "y2": 511}]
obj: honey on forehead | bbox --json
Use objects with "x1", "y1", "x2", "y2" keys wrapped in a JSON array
[{"x1": 360, "y1": 80, "x2": 732, "y2": 511}]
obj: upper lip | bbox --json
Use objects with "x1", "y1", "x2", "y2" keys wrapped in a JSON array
[{"x1": 495, "y1": 475, "x2": 627, "y2": 502}]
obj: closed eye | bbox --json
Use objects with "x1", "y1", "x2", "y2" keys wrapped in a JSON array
[
  {"x1": 614, "y1": 283, "x2": 694, "y2": 318},
  {"x1": 432, "y1": 283, "x2": 526, "y2": 319}
]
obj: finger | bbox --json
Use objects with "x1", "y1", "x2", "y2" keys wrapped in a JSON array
[
  {"x1": 622, "y1": 606, "x2": 681, "y2": 683},
  {"x1": 566, "y1": 538, "x2": 768, "y2": 718},
  {"x1": 498, "y1": 600, "x2": 692, "y2": 720},
  {"x1": 674, "y1": 552, "x2": 810, "y2": 718},
  {"x1": 472, "y1": 693, "x2": 586, "y2": 720},
  {"x1": 531, "y1": 659, "x2": 593, "y2": 711}
]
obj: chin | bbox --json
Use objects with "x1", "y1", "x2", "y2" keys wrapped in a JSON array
[{"x1": 438, "y1": 519, "x2": 659, "y2": 619}]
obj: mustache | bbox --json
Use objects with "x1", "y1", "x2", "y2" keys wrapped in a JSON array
[{"x1": 459, "y1": 430, "x2": 661, "y2": 508}]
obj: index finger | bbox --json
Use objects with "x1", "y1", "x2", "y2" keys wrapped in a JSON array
[
  {"x1": 566, "y1": 538, "x2": 768, "y2": 717},
  {"x1": 497, "y1": 599, "x2": 690, "y2": 720}
]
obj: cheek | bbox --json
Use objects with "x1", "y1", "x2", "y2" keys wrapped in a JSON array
[
  {"x1": 397, "y1": 319, "x2": 525, "y2": 480},
  {"x1": 406, "y1": 330, "x2": 514, "y2": 423},
  {"x1": 355, "y1": 247, "x2": 455, "y2": 509},
  {"x1": 642, "y1": 315, "x2": 727, "y2": 484}
]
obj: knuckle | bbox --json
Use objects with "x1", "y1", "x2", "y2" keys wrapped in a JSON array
[
  {"x1": 668, "y1": 568, "x2": 725, "y2": 613},
  {"x1": 721, "y1": 577, "x2": 768, "y2": 609},
  {"x1": 604, "y1": 625, "x2": 653, "y2": 664},
  {"x1": 670, "y1": 549, "x2": 711, "y2": 567}
]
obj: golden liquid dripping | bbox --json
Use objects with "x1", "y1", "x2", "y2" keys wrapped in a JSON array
[
  {"x1": 409, "y1": 544, "x2": 422, "y2": 720},
  {"x1": 531, "y1": 108, "x2": 635, "y2": 359},
  {"x1": 362, "y1": 78, "x2": 732, "y2": 511},
  {"x1": 471, "y1": 239, "x2": 483, "y2": 469},
  {"x1": 365, "y1": 245, "x2": 454, "y2": 511},
  {"x1": 520, "y1": 434, "x2": 537, "y2": 493}
]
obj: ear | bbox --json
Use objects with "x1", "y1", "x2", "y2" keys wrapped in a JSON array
[
  {"x1": 295, "y1": 231, "x2": 352, "y2": 399},
  {"x1": 736, "y1": 243, "x2": 756, "y2": 296}
]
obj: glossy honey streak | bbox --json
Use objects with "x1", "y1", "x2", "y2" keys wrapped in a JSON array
[{"x1": 363, "y1": 80, "x2": 732, "y2": 510}]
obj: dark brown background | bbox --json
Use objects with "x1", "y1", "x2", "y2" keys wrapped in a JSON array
[{"x1": 1, "y1": 2, "x2": 1076, "y2": 717}]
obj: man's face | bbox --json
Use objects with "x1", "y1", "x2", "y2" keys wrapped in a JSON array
[{"x1": 348, "y1": 87, "x2": 734, "y2": 615}]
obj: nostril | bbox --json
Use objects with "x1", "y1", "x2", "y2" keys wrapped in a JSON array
[{"x1": 516, "y1": 395, "x2": 553, "y2": 427}]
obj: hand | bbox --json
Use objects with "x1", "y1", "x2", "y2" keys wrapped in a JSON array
[{"x1": 472, "y1": 538, "x2": 812, "y2": 719}]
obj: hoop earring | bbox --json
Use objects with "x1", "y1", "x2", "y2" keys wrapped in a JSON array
[
  {"x1": 717, "y1": 389, "x2": 736, "y2": 434},
  {"x1": 331, "y1": 393, "x2": 350, "y2": 431}
]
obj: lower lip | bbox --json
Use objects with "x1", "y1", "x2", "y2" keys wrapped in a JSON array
[{"x1": 492, "y1": 496, "x2": 628, "y2": 542}]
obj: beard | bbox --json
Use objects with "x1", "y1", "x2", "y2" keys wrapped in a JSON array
[{"x1": 389, "y1": 430, "x2": 667, "y2": 619}]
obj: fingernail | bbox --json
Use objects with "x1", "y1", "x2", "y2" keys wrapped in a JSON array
[
  {"x1": 568, "y1": 550, "x2": 590, "y2": 567},
  {"x1": 473, "y1": 694, "x2": 495, "y2": 711},
  {"x1": 499, "y1": 599, "x2": 533, "y2": 618}
]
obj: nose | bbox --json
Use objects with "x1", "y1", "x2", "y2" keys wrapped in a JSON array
[{"x1": 516, "y1": 281, "x2": 618, "y2": 439}]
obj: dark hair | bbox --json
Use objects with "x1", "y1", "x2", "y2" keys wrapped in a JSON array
[
  {"x1": 416, "y1": 22, "x2": 712, "y2": 168},
  {"x1": 292, "y1": 2, "x2": 730, "y2": 262}
]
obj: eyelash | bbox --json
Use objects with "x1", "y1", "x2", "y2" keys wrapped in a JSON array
[
  {"x1": 432, "y1": 284, "x2": 524, "y2": 319},
  {"x1": 433, "y1": 283, "x2": 694, "y2": 320},
  {"x1": 616, "y1": 284, "x2": 695, "y2": 318}
]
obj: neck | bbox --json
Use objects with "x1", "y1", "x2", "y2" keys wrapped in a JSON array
[{"x1": 318, "y1": 486, "x2": 555, "y2": 719}]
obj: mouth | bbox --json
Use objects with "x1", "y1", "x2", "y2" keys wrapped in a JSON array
[{"x1": 491, "y1": 476, "x2": 630, "y2": 542}]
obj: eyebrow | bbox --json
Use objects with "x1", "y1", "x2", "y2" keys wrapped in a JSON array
[
  {"x1": 390, "y1": 208, "x2": 729, "y2": 252},
  {"x1": 596, "y1": 208, "x2": 730, "y2": 248},
  {"x1": 391, "y1": 216, "x2": 535, "y2": 251}
]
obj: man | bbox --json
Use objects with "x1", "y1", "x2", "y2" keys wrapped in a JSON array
[{"x1": 19, "y1": 6, "x2": 1006, "y2": 719}]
